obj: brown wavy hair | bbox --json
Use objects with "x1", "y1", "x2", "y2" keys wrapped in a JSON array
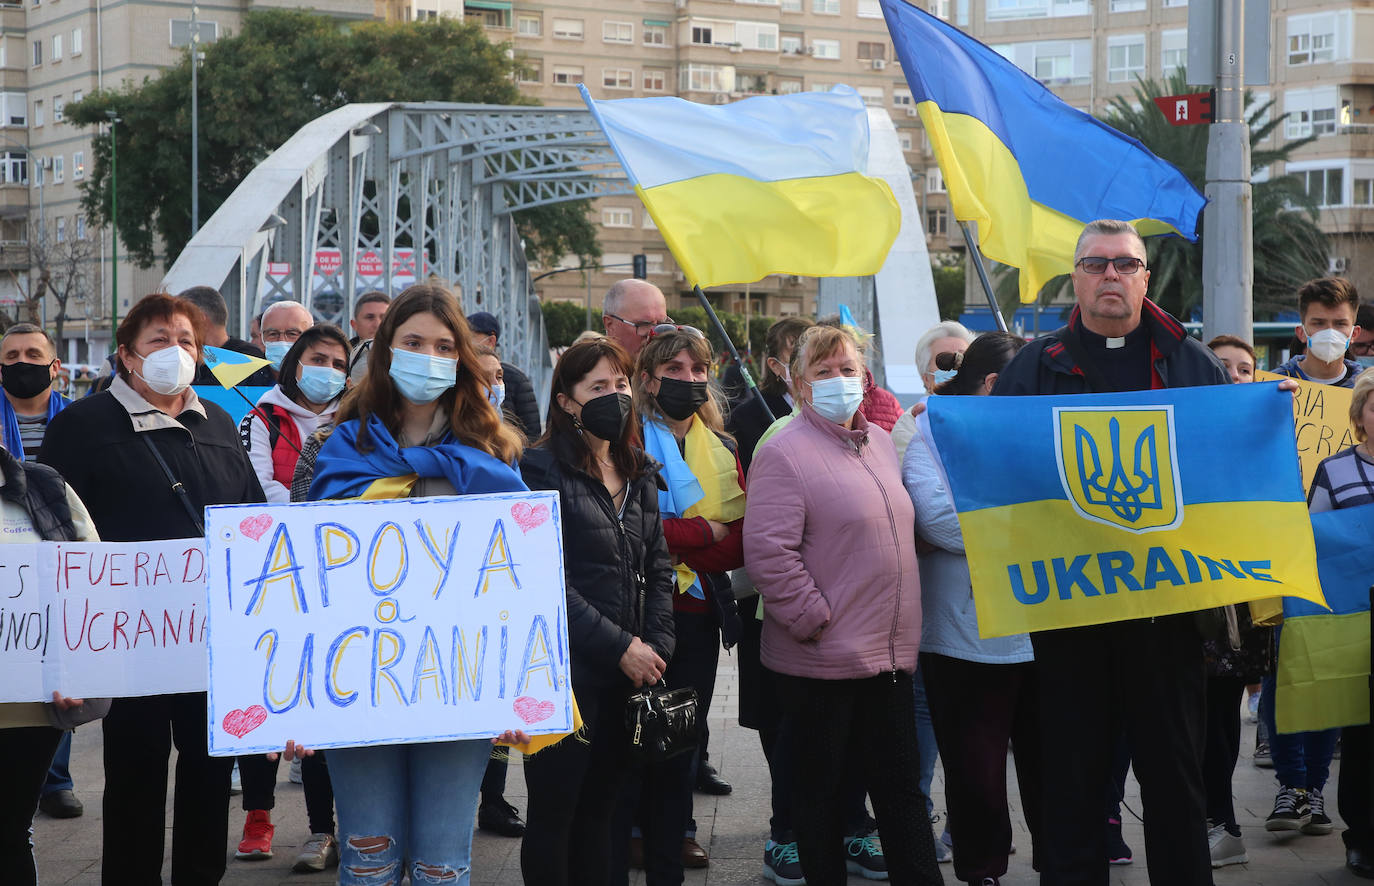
[
  {"x1": 334, "y1": 284, "x2": 522, "y2": 464},
  {"x1": 633, "y1": 329, "x2": 728, "y2": 435},
  {"x1": 542, "y1": 337, "x2": 648, "y2": 480},
  {"x1": 115, "y1": 292, "x2": 206, "y2": 380}
]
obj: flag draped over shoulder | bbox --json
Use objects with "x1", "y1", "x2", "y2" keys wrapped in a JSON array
[
  {"x1": 1276, "y1": 504, "x2": 1374, "y2": 733},
  {"x1": 879, "y1": 0, "x2": 1207, "y2": 303},
  {"x1": 923, "y1": 383, "x2": 1325, "y2": 638},
  {"x1": 579, "y1": 84, "x2": 900, "y2": 288}
]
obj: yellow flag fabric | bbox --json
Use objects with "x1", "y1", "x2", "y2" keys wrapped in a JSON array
[
  {"x1": 670, "y1": 419, "x2": 747, "y2": 595},
  {"x1": 203, "y1": 345, "x2": 273, "y2": 389}
]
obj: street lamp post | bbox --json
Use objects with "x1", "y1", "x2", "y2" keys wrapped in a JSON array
[
  {"x1": 106, "y1": 110, "x2": 120, "y2": 336},
  {"x1": 190, "y1": 1, "x2": 200, "y2": 235}
]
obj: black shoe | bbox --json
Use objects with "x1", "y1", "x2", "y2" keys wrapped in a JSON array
[
  {"x1": 696, "y1": 763, "x2": 732, "y2": 796},
  {"x1": 477, "y1": 799, "x2": 525, "y2": 837},
  {"x1": 1349, "y1": 847, "x2": 1374, "y2": 879},
  {"x1": 39, "y1": 789, "x2": 84, "y2": 819}
]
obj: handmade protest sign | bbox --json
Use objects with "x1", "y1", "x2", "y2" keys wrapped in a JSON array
[
  {"x1": 0, "y1": 538, "x2": 209, "y2": 702},
  {"x1": 922, "y1": 383, "x2": 1326, "y2": 637},
  {"x1": 204, "y1": 491, "x2": 571, "y2": 755},
  {"x1": 1256, "y1": 370, "x2": 1356, "y2": 491}
]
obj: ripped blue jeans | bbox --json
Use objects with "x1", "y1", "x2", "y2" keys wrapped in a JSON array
[{"x1": 329, "y1": 739, "x2": 490, "y2": 885}]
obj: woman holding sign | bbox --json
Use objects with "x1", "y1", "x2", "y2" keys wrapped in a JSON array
[
  {"x1": 518, "y1": 337, "x2": 676, "y2": 886},
  {"x1": 38, "y1": 293, "x2": 267, "y2": 885},
  {"x1": 306, "y1": 285, "x2": 531, "y2": 886}
]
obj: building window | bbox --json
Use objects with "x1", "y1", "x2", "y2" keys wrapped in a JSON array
[
  {"x1": 679, "y1": 63, "x2": 735, "y2": 93},
  {"x1": 993, "y1": 39, "x2": 1092, "y2": 84},
  {"x1": 1355, "y1": 178, "x2": 1374, "y2": 206},
  {"x1": 643, "y1": 213, "x2": 657, "y2": 230},
  {"x1": 1161, "y1": 29, "x2": 1186, "y2": 76},
  {"x1": 645, "y1": 252, "x2": 665, "y2": 275},
  {"x1": 552, "y1": 18, "x2": 584, "y2": 40},
  {"x1": 0, "y1": 92, "x2": 26, "y2": 126},
  {"x1": 857, "y1": 86, "x2": 884, "y2": 106},
  {"x1": 858, "y1": 0, "x2": 882, "y2": 16},
  {"x1": 893, "y1": 88, "x2": 913, "y2": 106},
  {"x1": 810, "y1": 39, "x2": 840, "y2": 60},
  {"x1": 76, "y1": 216, "x2": 86, "y2": 239},
  {"x1": 603, "y1": 207, "x2": 634, "y2": 227},
  {"x1": 898, "y1": 132, "x2": 914, "y2": 151},
  {"x1": 1162, "y1": 0, "x2": 1187, "y2": 6},
  {"x1": 72, "y1": 89, "x2": 82, "y2": 104},
  {"x1": 737, "y1": 22, "x2": 778, "y2": 51},
  {"x1": 928, "y1": 0, "x2": 950, "y2": 18},
  {"x1": 1, "y1": 152, "x2": 26, "y2": 185},
  {"x1": 516, "y1": 15, "x2": 541, "y2": 36},
  {"x1": 52, "y1": 34, "x2": 62, "y2": 61},
  {"x1": 1299, "y1": 167, "x2": 1343, "y2": 207},
  {"x1": 781, "y1": 35, "x2": 803, "y2": 54},
  {"x1": 643, "y1": 68, "x2": 667, "y2": 91},
  {"x1": 603, "y1": 20, "x2": 633, "y2": 43},
  {"x1": 738, "y1": 73, "x2": 769, "y2": 94},
  {"x1": 517, "y1": 60, "x2": 541, "y2": 83},
  {"x1": 691, "y1": 23, "x2": 715, "y2": 45},
  {"x1": 31, "y1": 40, "x2": 41, "y2": 66},
  {"x1": 643, "y1": 25, "x2": 667, "y2": 45},
  {"x1": 1109, "y1": 0, "x2": 1145, "y2": 11},
  {"x1": 857, "y1": 41, "x2": 886, "y2": 60},
  {"x1": 1285, "y1": 87, "x2": 1339, "y2": 138},
  {"x1": 33, "y1": 99, "x2": 42, "y2": 127},
  {"x1": 927, "y1": 167, "x2": 946, "y2": 192},
  {"x1": 56, "y1": 217, "x2": 66, "y2": 242},
  {"x1": 71, "y1": 28, "x2": 83, "y2": 55},
  {"x1": 603, "y1": 68, "x2": 633, "y2": 90},
  {"x1": 812, "y1": 0, "x2": 840, "y2": 13},
  {"x1": 53, "y1": 96, "x2": 63, "y2": 123},
  {"x1": 781, "y1": 0, "x2": 802, "y2": 10},
  {"x1": 1287, "y1": 13, "x2": 1344, "y2": 66},
  {"x1": 778, "y1": 78, "x2": 802, "y2": 94},
  {"x1": 551, "y1": 64, "x2": 584, "y2": 85},
  {"x1": 927, "y1": 208, "x2": 948, "y2": 236},
  {"x1": 53, "y1": 155, "x2": 63, "y2": 183},
  {"x1": 1107, "y1": 36, "x2": 1145, "y2": 82}
]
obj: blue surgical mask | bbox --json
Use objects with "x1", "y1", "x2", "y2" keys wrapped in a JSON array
[
  {"x1": 931, "y1": 368, "x2": 958, "y2": 387},
  {"x1": 297, "y1": 365, "x2": 346, "y2": 404},
  {"x1": 264, "y1": 340, "x2": 291, "y2": 370},
  {"x1": 488, "y1": 383, "x2": 506, "y2": 409},
  {"x1": 389, "y1": 347, "x2": 457, "y2": 404},
  {"x1": 1356, "y1": 356, "x2": 1374, "y2": 370},
  {"x1": 808, "y1": 375, "x2": 865, "y2": 424}
]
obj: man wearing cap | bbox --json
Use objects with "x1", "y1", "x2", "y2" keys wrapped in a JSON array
[{"x1": 467, "y1": 311, "x2": 541, "y2": 438}]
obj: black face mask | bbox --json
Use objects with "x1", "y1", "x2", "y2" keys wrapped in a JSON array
[
  {"x1": 654, "y1": 376, "x2": 709, "y2": 421},
  {"x1": 576, "y1": 392, "x2": 633, "y2": 441},
  {"x1": 1, "y1": 360, "x2": 54, "y2": 400}
]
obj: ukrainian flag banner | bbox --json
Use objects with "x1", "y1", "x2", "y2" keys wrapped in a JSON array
[
  {"x1": 879, "y1": 0, "x2": 1207, "y2": 303},
  {"x1": 924, "y1": 383, "x2": 1326, "y2": 638},
  {"x1": 579, "y1": 85, "x2": 900, "y2": 288},
  {"x1": 1276, "y1": 504, "x2": 1374, "y2": 733}
]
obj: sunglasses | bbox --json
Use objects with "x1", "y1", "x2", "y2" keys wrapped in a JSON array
[
  {"x1": 648, "y1": 324, "x2": 706, "y2": 340},
  {"x1": 1075, "y1": 256, "x2": 1147, "y2": 276}
]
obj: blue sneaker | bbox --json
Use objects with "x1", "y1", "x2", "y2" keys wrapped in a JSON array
[
  {"x1": 763, "y1": 840, "x2": 806, "y2": 886},
  {"x1": 845, "y1": 832, "x2": 888, "y2": 880}
]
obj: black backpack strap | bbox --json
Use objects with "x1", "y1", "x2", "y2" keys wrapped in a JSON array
[
  {"x1": 141, "y1": 434, "x2": 205, "y2": 536},
  {"x1": 1053, "y1": 325, "x2": 1114, "y2": 394}
]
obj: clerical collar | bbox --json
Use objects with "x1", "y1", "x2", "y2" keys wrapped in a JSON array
[{"x1": 1079, "y1": 323, "x2": 1148, "y2": 352}]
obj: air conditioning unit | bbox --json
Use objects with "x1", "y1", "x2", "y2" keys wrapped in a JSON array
[
  {"x1": 906, "y1": 106, "x2": 918, "y2": 117},
  {"x1": 675, "y1": 269, "x2": 686, "y2": 282},
  {"x1": 872, "y1": 58, "x2": 886, "y2": 70},
  {"x1": 785, "y1": 274, "x2": 803, "y2": 285},
  {"x1": 804, "y1": 46, "x2": 815, "y2": 55},
  {"x1": 713, "y1": 93, "x2": 730, "y2": 104},
  {"x1": 1329, "y1": 256, "x2": 1350, "y2": 274},
  {"x1": 40, "y1": 156, "x2": 51, "y2": 169}
]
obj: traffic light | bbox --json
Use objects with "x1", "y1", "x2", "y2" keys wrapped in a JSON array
[{"x1": 632, "y1": 254, "x2": 647, "y2": 279}]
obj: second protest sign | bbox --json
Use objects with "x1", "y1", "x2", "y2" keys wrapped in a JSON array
[{"x1": 204, "y1": 491, "x2": 572, "y2": 755}]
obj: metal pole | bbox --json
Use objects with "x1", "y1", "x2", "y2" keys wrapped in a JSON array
[
  {"x1": 107, "y1": 112, "x2": 119, "y2": 335},
  {"x1": 959, "y1": 221, "x2": 1008, "y2": 333},
  {"x1": 1201, "y1": 0, "x2": 1253, "y2": 343},
  {"x1": 584, "y1": 271, "x2": 591, "y2": 331},
  {"x1": 190, "y1": 0, "x2": 200, "y2": 236},
  {"x1": 694, "y1": 285, "x2": 775, "y2": 422}
]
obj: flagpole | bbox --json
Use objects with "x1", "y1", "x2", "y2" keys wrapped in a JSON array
[
  {"x1": 959, "y1": 222, "x2": 1008, "y2": 333},
  {"x1": 693, "y1": 285, "x2": 776, "y2": 423}
]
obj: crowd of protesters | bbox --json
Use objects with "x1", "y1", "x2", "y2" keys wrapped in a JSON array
[{"x1": 3, "y1": 218, "x2": 1374, "y2": 886}]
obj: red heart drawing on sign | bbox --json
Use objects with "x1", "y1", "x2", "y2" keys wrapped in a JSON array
[
  {"x1": 510, "y1": 502, "x2": 550, "y2": 534},
  {"x1": 239, "y1": 514, "x2": 273, "y2": 542},
  {"x1": 513, "y1": 696, "x2": 555, "y2": 725},
  {"x1": 222, "y1": 705, "x2": 268, "y2": 738}
]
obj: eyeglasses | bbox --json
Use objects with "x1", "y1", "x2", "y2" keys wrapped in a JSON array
[
  {"x1": 1353, "y1": 338, "x2": 1374, "y2": 356},
  {"x1": 649, "y1": 324, "x2": 706, "y2": 340},
  {"x1": 605, "y1": 312, "x2": 671, "y2": 335},
  {"x1": 1075, "y1": 256, "x2": 1147, "y2": 276}
]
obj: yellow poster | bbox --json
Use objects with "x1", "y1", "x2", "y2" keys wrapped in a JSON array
[{"x1": 1256, "y1": 371, "x2": 1356, "y2": 492}]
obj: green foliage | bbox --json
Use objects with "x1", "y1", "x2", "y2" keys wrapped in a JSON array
[
  {"x1": 516, "y1": 202, "x2": 602, "y2": 270},
  {"x1": 67, "y1": 10, "x2": 599, "y2": 269},
  {"x1": 1098, "y1": 70, "x2": 1329, "y2": 320},
  {"x1": 931, "y1": 256, "x2": 966, "y2": 320},
  {"x1": 540, "y1": 299, "x2": 598, "y2": 348}
]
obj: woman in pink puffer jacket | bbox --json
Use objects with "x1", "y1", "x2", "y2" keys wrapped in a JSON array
[{"x1": 743, "y1": 324, "x2": 939, "y2": 886}]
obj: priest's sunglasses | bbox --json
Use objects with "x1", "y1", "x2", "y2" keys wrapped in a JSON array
[{"x1": 1075, "y1": 256, "x2": 1147, "y2": 276}]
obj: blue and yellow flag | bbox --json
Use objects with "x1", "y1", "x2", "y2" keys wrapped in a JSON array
[
  {"x1": 579, "y1": 85, "x2": 900, "y2": 288},
  {"x1": 879, "y1": 0, "x2": 1207, "y2": 303},
  {"x1": 923, "y1": 383, "x2": 1325, "y2": 637},
  {"x1": 203, "y1": 345, "x2": 273, "y2": 389},
  {"x1": 1276, "y1": 504, "x2": 1374, "y2": 733}
]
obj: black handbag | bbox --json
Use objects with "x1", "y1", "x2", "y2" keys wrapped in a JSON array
[{"x1": 625, "y1": 682, "x2": 700, "y2": 762}]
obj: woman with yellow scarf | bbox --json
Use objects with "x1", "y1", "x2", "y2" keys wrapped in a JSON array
[{"x1": 620, "y1": 326, "x2": 746, "y2": 884}]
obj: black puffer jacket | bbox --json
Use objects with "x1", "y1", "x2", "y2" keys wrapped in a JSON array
[
  {"x1": 501, "y1": 362, "x2": 543, "y2": 440},
  {"x1": 520, "y1": 434, "x2": 676, "y2": 690}
]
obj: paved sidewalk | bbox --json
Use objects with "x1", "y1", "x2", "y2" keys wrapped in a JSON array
[{"x1": 33, "y1": 663, "x2": 1366, "y2": 885}]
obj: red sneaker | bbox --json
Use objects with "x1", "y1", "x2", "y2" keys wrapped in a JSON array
[{"x1": 235, "y1": 809, "x2": 275, "y2": 860}]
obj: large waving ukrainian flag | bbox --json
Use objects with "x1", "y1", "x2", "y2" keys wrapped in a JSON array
[
  {"x1": 879, "y1": 0, "x2": 1207, "y2": 303},
  {"x1": 923, "y1": 384, "x2": 1325, "y2": 637},
  {"x1": 580, "y1": 85, "x2": 900, "y2": 288}
]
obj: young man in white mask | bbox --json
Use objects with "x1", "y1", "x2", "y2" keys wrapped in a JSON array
[{"x1": 1273, "y1": 277, "x2": 1363, "y2": 388}]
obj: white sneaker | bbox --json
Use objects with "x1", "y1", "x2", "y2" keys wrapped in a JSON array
[
  {"x1": 1208, "y1": 822, "x2": 1248, "y2": 867},
  {"x1": 293, "y1": 833, "x2": 339, "y2": 873},
  {"x1": 230, "y1": 761, "x2": 242, "y2": 796}
]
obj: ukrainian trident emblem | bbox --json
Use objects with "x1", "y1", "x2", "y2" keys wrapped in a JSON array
[{"x1": 1053, "y1": 406, "x2": 1182, "y2": 533}]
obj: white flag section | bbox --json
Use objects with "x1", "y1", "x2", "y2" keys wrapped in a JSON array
[
  {"x1": 204, "y1": 492, "x2": 572, "y2": 756},
  {"x1": 0, "y1": 539, "x2": 209, "y2": 702}
]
